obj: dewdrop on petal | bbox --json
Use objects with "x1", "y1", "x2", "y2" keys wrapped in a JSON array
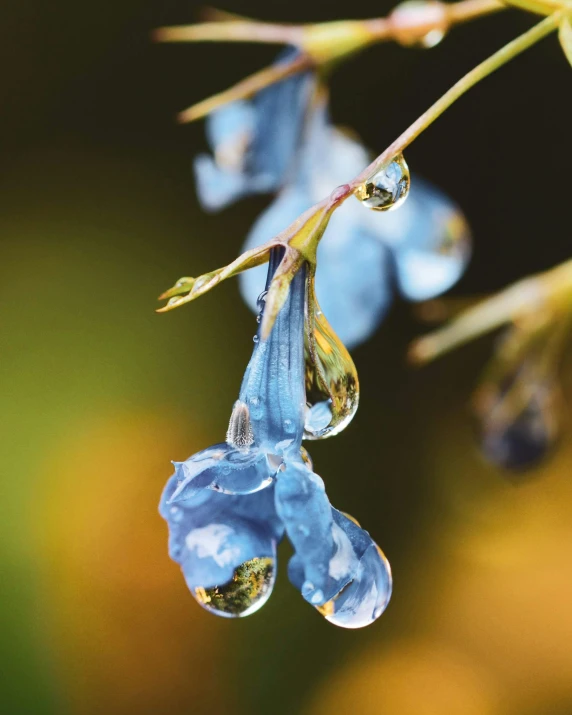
[
  {"x1": 356, "y1": 154, "x2": 410, "y2": 211},
  {"x1": 193, "y1": 556, "x2": 276, "y2": 618}
]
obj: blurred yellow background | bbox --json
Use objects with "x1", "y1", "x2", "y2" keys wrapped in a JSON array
[{"x1": 2, "y1": 1, "x2": 572, "y2": 714}]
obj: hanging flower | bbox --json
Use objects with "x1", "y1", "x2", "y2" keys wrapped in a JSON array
[
  {"x1": 159, "y1": 249, "x2": 392, "y2": 627},
  {"x1": 193, "y1": 50, "x2": 316, "y2": 212}
]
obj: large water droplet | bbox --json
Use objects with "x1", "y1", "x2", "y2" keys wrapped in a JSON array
[
  {"x1": 355, "y1": 154, "x2": 410, "y2": 211},
  {"x1": 316, "y1": 545, "x2": 392, "y2": 629},
  {"x1": 390, "y1": 1, "x2": 448, "y2": 49},
  {"x1": 304, "y1": 279, "x2": 359, "y2": 440},
  {"x1": 192, "y1": 557, "x2": 276, "y2": 618}
]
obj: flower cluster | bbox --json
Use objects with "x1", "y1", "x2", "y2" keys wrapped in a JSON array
[
  {"x1": 155, "y1": 0, "x2": 572, "y2": 626},
  {"x1": 195, "y1": 54, "x2": 471, "y2": 349}
]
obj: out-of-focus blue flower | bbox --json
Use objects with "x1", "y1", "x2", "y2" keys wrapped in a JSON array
[
  {"x1": 237, "y1": 93, "x2": 471, "y2": 349},
  {"x1": 473, "y1": 334, "x2": 560, "y2": 473},
  {"x1": 193, "y1": 50, "x2": 315, "y2": 212},
  {"x1": 159, "y1": 250, "x2": 392, "y2": 627}
]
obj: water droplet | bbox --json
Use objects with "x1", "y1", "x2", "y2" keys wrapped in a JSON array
[
  {"x1": 256, "y1": 290, "x2": 268, "y2": 312},
  {"x1": 226, "y1": 400, "x2": 254, "y2": 451},
  {"x1": 193, "y1": 557, "x2": 275, "y2": 618},
  {"x1": 355, "y1": 154, "x2": 410, "y2": 211},
  {"x1": 169, "y1": 506, "x2": 183, "y2": 523},
  {"x1": 305, "y1": 401, "x2": 333, "y2": 435},
  {"x1": 249, "y1": 395, "x2": 264, "y2": 420},
  {"x1": 316, "y1": 545, "x2": 392, "y2": 629},
  {"x1": 304, "y1": 279, "x2": 359, "y2": 440},
  {"x1": 390, "y1": 1, "x2": 448, "y2": 49},
  {"x1": 253, "y1": 334, "x2": 259, "y2": 343},
  {"x1": 283, "y1": 418, "x2": 295, "y2": 434}
]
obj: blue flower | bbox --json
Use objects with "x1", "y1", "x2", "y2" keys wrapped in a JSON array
[
  {"x1": 193, "y1": 50, "x2": 315, "y2": 212},
  {"x1": 237, "y1": 93, "x2": 471, "y2": 349},
  {"x1": 159, "y1": 250, "x2": 392, "y2": 627},
  {"x1": 472, "y1": 331, "x2": 560, "y2": 473}
]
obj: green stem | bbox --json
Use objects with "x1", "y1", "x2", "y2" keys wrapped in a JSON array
[{"x1": 351, "y1": 10, "x2": 564, "y2": 187}]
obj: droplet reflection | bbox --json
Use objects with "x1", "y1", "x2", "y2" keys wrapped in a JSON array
[
  {"x1": 304, "y1": 278, "x2": 359, "y2": 440},
  {"x1": 355, "y1": 154, "x2": 410, "y2": 212},
  {"x1": 193, "y1": 557, "x2": 276, "y2": 618},
  {"x1": 316, "y1": 545, "x2": 392, "y2": 629}
]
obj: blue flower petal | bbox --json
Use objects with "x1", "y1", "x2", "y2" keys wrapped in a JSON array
[
  {"x1": 239, "y1": 102, "x2": 393, "y2": 348},
  {"x1": 274, "y1": 460, "x2": 336, "y2": 603},
  {"x1": 238, "y1": 249, "x2": 307, "y2": 455},
  {"x1": 194, "y1": 50, "x2": 315, "y2": 212},
  {"x1": 160, "y1": 474, "x2": 283, "y2": 607},
  {"x1": 318, "y1": 510, "x2": 392, "y2": 629},
  {"x1": 315, "y1": 219, "x2": 392, "y2": 348},
  {"x1": 193, "y1": 154, "x2": 275, "y2": 213},
  {"x1": 369, "y1": 176, "x2": 472, "y2": 301},
  {"x1": 167, "y1": 444, "x2": 274, "y2": 503},
  {"x1": 205, "y1": 99, "x2": 256, "y2": 152},
  {"x1": 275, "y1": 461, "x2": 392, "y2": 627},
  {"x1": 239, "y1": 187, "x2": 310, "y2": 312}
]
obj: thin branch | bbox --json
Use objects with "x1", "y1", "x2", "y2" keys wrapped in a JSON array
[
  {"x1": 350, "y1": 10, "x2": 564, "y2": 188},
  {"x1": 177, "y1": 54, "x2": 312, "y2": 123}
]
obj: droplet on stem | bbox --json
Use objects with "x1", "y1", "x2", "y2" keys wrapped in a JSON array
[
  {"x1": 355, "y1": 154, "x2": 410, "y2": 212},
  {"x1": 390, "y1": 0, "x2": 448, "y2": 49}
]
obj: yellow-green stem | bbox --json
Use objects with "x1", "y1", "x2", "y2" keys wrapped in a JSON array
[{"x1": 352, "y1": 10, "x2": 564, "y2": 187}]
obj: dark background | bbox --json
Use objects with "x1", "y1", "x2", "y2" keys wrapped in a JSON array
[{"x1": 2, "y1": 1, "x2": 572, "y2": 714}]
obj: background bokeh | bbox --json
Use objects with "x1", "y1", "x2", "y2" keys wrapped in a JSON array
[{"x1": 2, "y1": 1, "x2": 572, "y2": 713}]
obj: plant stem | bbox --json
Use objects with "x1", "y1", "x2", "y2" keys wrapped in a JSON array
[
  {"x1": 351, "y1": 10, "x2": 564, "y2": 187},
  {"x1": 155, "y1": 0, "x2": 506, "y2": 48}
]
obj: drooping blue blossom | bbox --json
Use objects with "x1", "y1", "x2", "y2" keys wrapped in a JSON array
[
  {"x1": 159, "y1": 249, "x2": 392, "y2": 627},
  {"x1": 193, "y1": 50, "x2": 315, "y2": 212},
  {"x1": 473, "y1": 340, "x2": 560, "y2": 473},
  {"x1": 237, "y1": 94, "x2": 472, "y2": 348}
]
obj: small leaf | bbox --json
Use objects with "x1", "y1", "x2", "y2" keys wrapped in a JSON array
[
  {"x1": 559, "y1": 17, "x2": 572, "y2": 68},
  {"x1": 157, "y1": 241, "x2": 278, "y2": 312}
]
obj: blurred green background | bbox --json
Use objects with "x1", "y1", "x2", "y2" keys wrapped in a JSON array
[{"x1": 2, "y1": 1, "x2": 572, "y2": 713}]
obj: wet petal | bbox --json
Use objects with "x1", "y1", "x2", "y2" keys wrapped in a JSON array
[
  {"x1": 160, "y1": 474, "x2": 283, "y2": 617},
  {"x1": 315, "y1": 220, "x2": 392, "y2": 348},
  {"x1": 167, "y1": 443, "x2": 274, "y2": 502},
  {"x1": 194, "y1": 49, "x2": 315, "y2": 211},
  {"x1": 238, "y1": 248, "x2": 307, "y2": 455},
  {"x1": 239, "y1": 99, "x2": 392, "y2": 349},
  {"x1": 274, "y1": 460, "x2": 335, "y2": 601},
  {"x1": 275, "y1": 462, "x2": 392, "y2": 628},
  {"x1": 239, "y1": 186, "x2": 310, "y2": 313},
  {"x1": 372, "y1": 176, "x2": 471, "y2": 301},
  {"x1": 315, "y1": 510, "x2": 392, "y2": 629}
]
